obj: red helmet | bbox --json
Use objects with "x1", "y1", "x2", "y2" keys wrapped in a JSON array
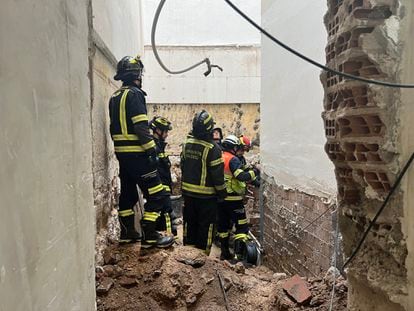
[{"x1": 240, "y1": 135, "x2": 252, "y2": 152}]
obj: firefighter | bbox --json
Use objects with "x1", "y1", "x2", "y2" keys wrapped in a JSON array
[
  {"x1": 109, "y1": 55, "x2": 174, "y2": 248},
  {"x1": 217, "y1": 135, "x2": 259, "y2": 261},
  {"x1": 239, "y1": 135, "x2": 261, "y2": 184},
  {"x1": 212, "y1": 127, "x2": 223, "y2": 149},
  {"x1": 181, "y1": 110, "x2": 227, "y2": 254},
  {"x1": 149, "y1": 116, "x2": 177, "y2": 237}
]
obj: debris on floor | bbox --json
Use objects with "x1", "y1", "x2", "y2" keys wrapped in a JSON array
[{"x1": 96, "y1": 243, "x2": 347, "y2": 310}]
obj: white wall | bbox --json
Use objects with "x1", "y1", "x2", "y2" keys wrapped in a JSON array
[
  {"x1": 93, "y1": 0, "x2": 144, "y2": 60},
  {"x1": 142, "y1": 0, "x2": 260, "y2": 45},
  {"x1": 261, "y1": 0, "x2": 336, "y2": 195},
  {"x1": 0, "y1": 1, "x2": 95, "y2": 310},
  {"x1": 142, "y1": 0, "x2": 261, "y2": 104},
  {"x1": 143, "y1": 45, "x2": 260, "y2": 104}
]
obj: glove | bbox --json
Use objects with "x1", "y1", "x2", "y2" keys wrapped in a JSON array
[
  {"x1": 147, "y1": 151, "x2": 159, "y2": 169},
  {"x1": 252, "y1": 178, "x2": 261, "y2": 188}
]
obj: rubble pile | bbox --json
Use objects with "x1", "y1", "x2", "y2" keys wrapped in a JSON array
[{"x1": 96, "y1": 244, "x2": 347, "y2": 311}]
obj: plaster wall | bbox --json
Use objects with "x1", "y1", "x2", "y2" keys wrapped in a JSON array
[
  {"x1": 93, "y1": 0, "x2": 144, "y2": 60},
  {"x1": 90, "y1": 0, "x2": 144, "y2": 263},
  {"x1": 142, "y1": 0, "x2": 260, "y2": 45},
  {"x1": 0, "y1": 1, "x2": 95, "y2": 310},
  {"x1": 261, "y1": 0, "x2": 336, "y2": 195},
  {"x1": 143, "y1": 45, "x2": 260, "y2": 104}
]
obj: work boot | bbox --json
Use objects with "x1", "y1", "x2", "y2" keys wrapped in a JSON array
[
  {"x1": 219, "y1": 237, "x2": 235, "y2": 261},
  {"x1": 234, "y1": 239, "x2": 247, "y2": 261},
  {"x1": 119, "y1": 215, "x2": 142, "y2": 243},
  {"x1": 141, "y1": 220, "x2": 174, "y2": 248}
]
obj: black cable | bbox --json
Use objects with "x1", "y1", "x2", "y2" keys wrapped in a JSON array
[
  {"x1": 151, "y1": 0, "x2": 223, "y2": 76},
  {"x1": 342, "y1": 152, "x2": 414, "y2": 269},
  {"x1": 224, "y1": 0, "x2": 414, "y2": 89}
]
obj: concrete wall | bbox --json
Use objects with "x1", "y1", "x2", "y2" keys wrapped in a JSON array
[
  {"x1": 91, "y1": 1, "x2": 145, "y2": 264},
  {"x1": 321, "y1": 0, "x2": 413, "y2": 309},
  {"x1": 261, "y1": 0, "x2": 335, "y2": 194},
  {"x1": 260, "y1": 0, "x2": 336, "y2": 276},
  {"x1": 93, "y1": 0, "x2": 144, "y2": 59},
  {"x1": 0, "y1": 1, "x2": 95, "y2": 310},
  {"x1": 143, "y1": 45, "x2": 261, "y2": 104},
  {"x1": 142, "y1": 0, "x2": 260, "y2": 45}
]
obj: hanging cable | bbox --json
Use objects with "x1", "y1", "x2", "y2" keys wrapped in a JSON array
[
  {"x1": 224, "y1": 0, "x2": 414, "y2": 89},
  {"x1": 151, "y1": 0, "x2": 223, "y2": 76},
  {"x1": 342, "y1": 152, "x2": 414, "y2": 270}
]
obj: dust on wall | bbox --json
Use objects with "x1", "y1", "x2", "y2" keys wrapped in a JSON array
[{"x1": 148, "y1": 103, "x2": 260, "y2": 154}]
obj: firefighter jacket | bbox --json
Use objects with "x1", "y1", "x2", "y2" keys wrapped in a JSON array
[
  {"x1": 154, "y1": 137, "x2": 173, "y2": 193},
  {"x1": 109, "y1": 83, "x2": 156, "y2": 157},
  {"x1": 181, "y1": 135, "x2": 227, "y2": 199},
  {"x1": 223, "y1": 151, "x2": 257, "y2": 201}
]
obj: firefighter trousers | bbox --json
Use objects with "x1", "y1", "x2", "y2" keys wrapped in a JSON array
[
  {"x1": 117, "y1": 155, "x2": 168, "y2": 222},
  {"x1": 217, "y1": 200, "x2": 249, "y2": 242},
  {"x1": 183, "y1": 196, "x2": 217, "y2": 255}
]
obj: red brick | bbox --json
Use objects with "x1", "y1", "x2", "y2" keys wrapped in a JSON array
[{"x1": 282, "y1": 275, "x2": 312, "y2": 304}]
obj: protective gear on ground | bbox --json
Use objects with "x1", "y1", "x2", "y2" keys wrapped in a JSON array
[
  {"x1": 192, "y1": 110, "x2": 215, "y2": 138},
  {"x1": 114, "y1": 55, "x2": 144, "y2": 82},
  {"x1": 150, "y1": 116, "x2": 172, "y2": 132}
]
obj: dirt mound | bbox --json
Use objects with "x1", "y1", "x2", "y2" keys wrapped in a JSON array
[{"x1": 96, "y1": 244, "x2": 347, "y2": 311}]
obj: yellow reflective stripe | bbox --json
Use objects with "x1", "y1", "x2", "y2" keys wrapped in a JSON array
[
  {"x1": 249, "y1": 170, "x2": 256, "y2": 180},
  {"x1": 141, "y1": 140, "x2": 156, "y2": 151},
  {"x1": 218, "y1": 232, "x2": 229, "y2": 238},
  {"x1": 115, "y1": 146, "x2": 145, "y2": 153},
  {"x1": 119, "y1": 89, "x2": 130, "y2": 135},
  {"x1": 165, "y1": 213, "x2": 172, "y2": 234},
  {"x1": 112, "y1": 134, "x2": 138, "y2": 141},
  {"x1": 143, "y1": 211, "x2": 160, "y2": 222},
  {"x1": 163, "y1": 185, "x2": 171, "y2": 192},
  {"x1": 119, "y1": 209, "x2": 134, "y2": 217},
  {"x1": 186, "y1": 138, "x2": 213, "y2": 149},
  {"x1": 201, "y1": 146, "x2": 209, "y2": 186},
  {"x1": 131, "y1": 114, "x2": 148, "y2": 124},
  {"x1": 234, "y1": 233, "x2": 248, "y2": 241},
  {"x1": 205, "y1": 224, "x2": 214, "y2": 254},
  {"x1": 234, "y1": 169, "x2": 244, "y2": 178},
  {"x1": 182, "y1": 182, "x2": 215, "y2": 195},
  {"x1": 203, "y1": 114, "x2": 212, "y2": 124},
  {"x1": 158, "y1": 152, "x2": 167, "y2": 158},
  {"x1": 214, "y1": 184, "x2": 226, "y2": 191},
  {"x1": 183, "y1": 223, "x2": 187, "y2": 238},
  {"x1": 148, "y1": 184, "x2": 164, "y2": 195},
  {"x1": 209, "y1": 157, "x2": 223, "y2": 167},
  {"x1": 238, "y1": 219, "x2": 248, "y2": 225},
  {"x1": 225, "y1": 195, "x2": 243, "y2": 201}
]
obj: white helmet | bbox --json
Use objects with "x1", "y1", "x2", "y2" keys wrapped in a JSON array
[{"x1": 222, "y1": 134, "x2": 241, "y2": 150}]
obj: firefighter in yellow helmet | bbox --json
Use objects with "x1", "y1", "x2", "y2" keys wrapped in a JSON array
[
  {"x1": 109, "y1": 55, "x2": 173, "y2": 248},
  {"x1": 149, "y1": 116, "x2": 177, "y2": 237}
]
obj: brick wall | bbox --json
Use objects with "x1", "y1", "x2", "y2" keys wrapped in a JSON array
[
  {"x1": 322, "y1": 0, "x2": 408, "y2": 309},
  {"x1": 147, "y1": 103, "x2": 260, "y2": 154},
  {"x1": 262, "y1": 180, "x2": 335, "y2": 277}
]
